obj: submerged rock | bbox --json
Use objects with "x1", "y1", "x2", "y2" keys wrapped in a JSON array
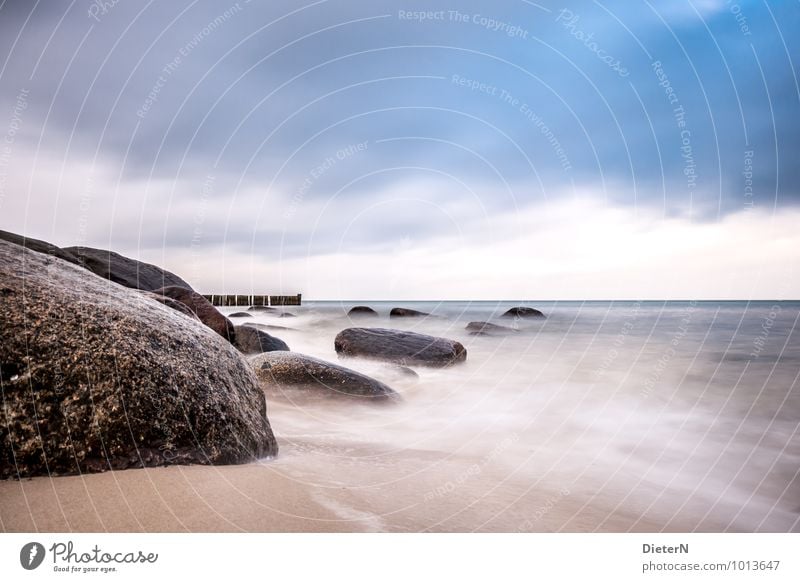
[
  {"x1": 502, "y1": 307, "x2": 545, "y2": 318},
  {"x1": 334, "y1": 328, "x2": 467, "y2": 367},
  {"x1": 389, "y1": 365, "x2": 419, "y2": 378},
  {"x1": 251, "y1": 352, "x2": 397, "y2": 400},
  {"x1": 243, "y1": 322, "x2": 296, "y2": 332},
  {"x1": 389, "y1": 307, "x2": 430, "y2": 318},
  {"x1": 234, "y1": 325, "x2": 290, "y2": 354},
  {"x1": 465, "y1": 321, "x2": 519, "y2": 334},
  {"x1": 248, "y1": 306, "x2": 276, "y2": 312},
  {"x1": 229, "y1": 312, "x2": 253, "y2": 318},
  {"x1": 0, "y1": 239, "x2": 277, "y2": 479},
  {"x1": 152, "y1": 286, "x2": 236, "y2": 343},
  {"x1": 348, "y1": 306, "x2": 379, "y2": 317}
]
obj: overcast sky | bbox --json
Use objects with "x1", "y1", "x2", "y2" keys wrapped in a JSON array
[{"x1": 0, "y1": 0, "x2": 798, "y2": 299}]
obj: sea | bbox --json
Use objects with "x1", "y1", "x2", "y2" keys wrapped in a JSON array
[{"x1": 221, "y1": 300, "x2": 800, "y2": 532}]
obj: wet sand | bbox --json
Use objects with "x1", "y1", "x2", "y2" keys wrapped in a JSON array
[
  {"x1": 0, "y1": 436, "x2": 718, "y2": 533},
  {"x1": 0, "y1": 459, "x2": 674, "y2": 533}
]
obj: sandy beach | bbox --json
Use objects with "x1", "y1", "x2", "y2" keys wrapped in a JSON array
[{"x1": 1, "y1": 436, "x2": 682, "y2": 533}]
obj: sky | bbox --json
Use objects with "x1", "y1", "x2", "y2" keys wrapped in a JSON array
[{"x1": 0, "y1": 0, "x2": 798, "y2": 299}]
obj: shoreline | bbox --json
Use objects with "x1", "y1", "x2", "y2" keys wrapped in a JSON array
[
  {"x1": 0, "y1": 445, "x2": 687, "y2": 533},
  {"x1": 0, "y1": 428, "x2": 737, "y2": 533}
]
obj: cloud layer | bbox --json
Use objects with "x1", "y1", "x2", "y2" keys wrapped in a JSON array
[{"x1": 1, "y1": 0, "x2": 798, "y2": 298}]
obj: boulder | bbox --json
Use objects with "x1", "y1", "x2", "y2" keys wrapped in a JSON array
[
  {"x1": 248, "y1": 306, "x2": 276, "y2": 312},
  {"x1": 389, "y1": 307, "x2": 430, "y2": 318},
  {"x1": 229, "y1": 312, "x2": 252, "y2": 318},
  {"x1": 0, "y1": 239, "x2": 277, "y2": 479},
  {"x1": 251, "y1": 352, "x2": 397, "y2": 400},
  {"x1": 465, "y1": 321, "x2": 519, "y2": 334},
  {"x1": 152, "y1": 286, "x2": 235, "y2": 343},
  {"x1": 0, "y1": 229, "x2": 78, "y2": 263},
  {"x1": 142, "y1": 291, "x2": 201, "y2": 321},
  {"x1": 63, "y1": 246, "x2": 191, "y2": 291},
  {"x1": 348, "y1": 306, "x2": 379, "y2": 317},
  {"x1": 0, "y1": 230, "x2": 192, "y2": 293},
  {"x1": 502, "y1": 307, "x2": 545, "y2": 318},
  {"x1": 278, "y1": 312, "x2": 296, "y2": 318},
  {"x1": 234, "y1": 326, "x2": 290, "y2": 354},
  {"x1": 334, "y1": 328, "x2": 467, "y2": 367}
]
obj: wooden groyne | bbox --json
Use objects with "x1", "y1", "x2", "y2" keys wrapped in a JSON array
[{"x1": 202, "y1": 294, "x2": 302, "y2": 307}]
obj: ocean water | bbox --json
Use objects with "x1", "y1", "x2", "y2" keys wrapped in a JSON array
[{"x1": 223, "y1": 300, "x2": 800, "y2": 532}]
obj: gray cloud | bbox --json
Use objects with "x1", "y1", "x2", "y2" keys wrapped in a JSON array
[{"x1": 1, "y1": 0, "x2": 798, "y2": 264}]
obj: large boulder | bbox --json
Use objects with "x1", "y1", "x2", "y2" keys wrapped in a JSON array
[
  {"x1": 63, "y1": 246, "x2": 191, "y2": 291},
  {"x1": 251, "y1": 352, "x2": 397, "y2": 400},
  {"x1": 141, "y1": 291, "x2": 201, "y2": 321},
  {"x1": 502, "y1": 307, "x2": 545, "y2": 318},
  {"x1": 152, "y1": 286, "x2": 235, "y2": 343},
  {"x1": 348, "y1": 306, "x2": 379, "y2": 317},
  {"x1": 0, "y1": 229, "x2": 78, "y2": 263},
  {"x1": 334, "y1": 328, "x2": 467, "y2": 367},
  {"x1": 234, "y1": 326, "x2": 290, "y2": 354},
  {"x1": 0, "y1": 230, "x2": 191, "y2": 293},
  {"x1": 0, "y1": 239, "x2": 277, "y2": 479},
  {"x1": 389, "y1": 307, "x2": 430, "y2": 318}
]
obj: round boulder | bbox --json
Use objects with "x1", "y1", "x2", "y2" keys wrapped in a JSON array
[
  {"x1": 334, "y1": 327, "x2": 467, "y2": 367},
  {"x1": 234, "y1": 325, "x2": 290, "y2": 354},
  {"x1": 251, "y1": 352, "x2": 397, "y2": 401},
  {"x1": 0, "y1": 239, "x2": 277, "y2": 479},
  {"x1": 348, "y1": 306, "x2": 379, "y2": 317},
  {"x1": 502, "y1": 307, "x2": 545, "y2": 318}
]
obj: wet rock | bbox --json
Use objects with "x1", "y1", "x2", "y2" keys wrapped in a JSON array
[
  {"x1": 0, "y1": 238, "x2": 277, "y2": 479},
  {"x1": 152, "y1": 286, "x2": 235, "y2": 343},
  {"x1": 278, "y1": 312, "x2": 297, "y2": 318},
  {"x1": 229, "y1": 312, "x2": 252, "y2": 318},
  {"x1": 248, "y1": 306, "x2": 276, "y2": 312},
  {"x1": 0, "y1": 230, "x2": 191, "y2": 292},
  {"x1": 142, "y1": 291, "x2": 201, "y2": 321},
  {"x1": 465, "y1": 321, "x2": 519, "y2": 334},
  {"x1": 334, "y1": 328, "x2": 467, "y2": 367},
  {"x1": 63, "y1": 246, "x2": 191, "y2": 292},
  {"x1": 389, "y1": 307, "x2": 430, "y2": 318},
  {"x1": 251, "y1": 352, "x2": 397, "y2": 400},
  {"x1": 234, "y1": 325, "x2": 290, "y2": 354},
  {"x1": 502, "y1": 307, "x2": 545, "y2": 318},
  {"x1": 0, "y1": 229, "x2": 77, "y2": 263},
  {"x1": 348, "y1": 306, "x2": 379, "y2": 317}
]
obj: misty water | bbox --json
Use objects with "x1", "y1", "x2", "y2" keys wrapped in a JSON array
[{"x1": 223, "y1": 300, "x2": 800, "y2": 532}]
